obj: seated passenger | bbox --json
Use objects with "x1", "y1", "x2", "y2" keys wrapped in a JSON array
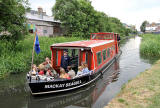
[
  {"x1": 31, "y1": 64, "x2": 38, "y2": 76},
  {"x1": 76, "y1": 66, "x2": 83, "y2": 77},
  {"x1": 46, "y1": 68, "x2": 54, "y2": 77},
  {"x1": 60, "y1": 68, "x2": 70, "y2": 79},
  {"x1": 82, "y1": 63, "x2": 90, "y2": 74},
  {"x1": 39, "y1": 69, "x2": 44, "y2": 75},
  {"x1": 43, "y1": 57, "x2": 52, "y2": 69},
  {"x1": 67, "y1": 66, "x2": 75, "y2": 79},
  {"x1": 51, "y1": 68, "x2": 59, "y2": 78},
  {"x1": 46, "y1": 70, "x2": 52, "y2": 77},
  {"x1": 38, "y1": 64, "x2": 45, "y2": 75}
]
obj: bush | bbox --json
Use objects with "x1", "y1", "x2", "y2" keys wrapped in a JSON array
[{"x1": 0, "y1": 34, "x2": 83, "y2": 78}]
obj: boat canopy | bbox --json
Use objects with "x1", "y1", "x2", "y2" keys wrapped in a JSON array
[{"x1": 50, "y1": 40, "x2": 114, "y2": 49}]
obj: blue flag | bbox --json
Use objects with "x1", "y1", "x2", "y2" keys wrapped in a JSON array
[{"x1": 35, "y1": 34, "x2": 40, "y2": 54}]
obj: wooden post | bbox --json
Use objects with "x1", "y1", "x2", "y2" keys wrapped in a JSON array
[{"x1": 31, "y1": 32, "x2": 37, "y2": 71}]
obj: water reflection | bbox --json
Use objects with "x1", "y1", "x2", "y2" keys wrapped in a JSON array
[{"x1": 140, "y1": 53, "x2": 159, "y2": 64}]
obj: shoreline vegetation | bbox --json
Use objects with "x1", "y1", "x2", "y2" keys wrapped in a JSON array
[
  {"x1": 0, "y1": 34, "x2": 83, "y2": 79},
  {"x1": 140, "y1": 34, "x2": 160, "y2": 57},
  {"x1": 105, "y1": 33, "x2": 160, "y2": 108},
  {"x1": 105, "y1": 60, "x2": 160, "y2": 108}
]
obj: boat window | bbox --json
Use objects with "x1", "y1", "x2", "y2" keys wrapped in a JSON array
[
  {"x1": 96, "y1": 51, "x2": 102, "y2": 65},
  {"x1": 112, "y1": 46, "x2": 115, "y2": 52},
  {"x1": 85, "y1": 51, "x2": 88, "y2": 63},
  {"x1": 102, "y1": 49, "x2": 107, "y2": 61},
  {"x1": 75, "y1": 49, "x2": 79, "y2": 56},
  {"x1": 67, "y1": 49, "x2": 72, "y2": 57},
  {"x1": 113, "y1": 46, "x2": 115, "y2": 51},
  {"x1": 107, "y1": 48, "x2": 110, "y2": 58}
]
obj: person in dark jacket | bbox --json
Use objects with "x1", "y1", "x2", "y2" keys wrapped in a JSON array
[
  {"x1": 60, "y1": 50, "x2": 71, "y2": 72},
  {"x1": 117, "y1": 34, "x2": 121, "y2": 47}
]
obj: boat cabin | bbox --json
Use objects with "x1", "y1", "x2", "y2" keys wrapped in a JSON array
[{"x1": 50, "y1": 32, "x2": 119, "y2": 74}]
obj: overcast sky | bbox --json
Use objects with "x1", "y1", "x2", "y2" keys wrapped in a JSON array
[{"x1": 29, "y1": 0, "x2": 160, "y2": 30}]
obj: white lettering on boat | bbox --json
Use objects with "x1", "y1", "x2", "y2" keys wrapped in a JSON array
[{"x1": 45, "y1": 80, "x2": 82, "y2": 89}]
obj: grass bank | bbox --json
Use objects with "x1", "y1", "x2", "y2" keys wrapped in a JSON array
[
  {"x1": 140, "y1": 34, "x2": 160, "y2": 57},
  {"x1": 105, "y1": 60, "x2": 160, "y2": 108},
  {"x1": 0, "y1": 34, "x2": 84, "y2": 78}
]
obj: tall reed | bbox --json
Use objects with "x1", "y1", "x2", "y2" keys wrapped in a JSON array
[{"x1": 140, "y1": 34, "x2": 160, "y2": 57}]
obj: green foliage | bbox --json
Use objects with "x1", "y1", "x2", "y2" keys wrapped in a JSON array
[
  {"x1": 52, "y1": 0, "x2": 131, "y2": 37},
  {"x1": 109, "y1": 17, "x2": 128, "y2": 36},
  {"x1": 0, "y1": 34, "x2": 83, "y2": 78},
  {"x1": 0, "y1": 0, "x2": 29, "y2": 45},
  {"x1": 140, "y1": 34, "x2": 160, "y2": 57},
  {"x1": 140, "y1": 20, "x2": 149, "y2": 33},
  {"x1": 118, "y1": 98, "x2": 125, "y2": 103}
]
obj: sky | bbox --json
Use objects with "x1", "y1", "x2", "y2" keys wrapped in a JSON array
[{"x1": 29, "y1": 0, "x2": 160, "y2": 30}]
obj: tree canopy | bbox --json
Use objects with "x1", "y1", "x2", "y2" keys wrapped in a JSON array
[
  {"x1": 52, "y1": 0, "x2": 133, "y2": 38},
  {"x1": 140, "y1": 20, "x2": 149, "y2": 33},
  {"x1": 0, "y1": 0, "x2": 29, "y2": 44}
]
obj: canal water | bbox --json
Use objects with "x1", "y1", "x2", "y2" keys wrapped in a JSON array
[{"x1": 0, "y1": 36, "x2": 154, "y2": 108}]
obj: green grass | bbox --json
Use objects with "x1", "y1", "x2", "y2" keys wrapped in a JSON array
[
  {"x1": 105, "y1": 60, "x2": 160, "y2": 108},
  {"x1": 147, "y1": 93, "x2": 160, "y2": 108},
  {"x1": 0, "y1": 34, "x2": 84, "y2": 78},
  {"x1": 140, "y1": 34, "x2": 160, "y2": 57},
  {"x1": 118, "y1": 98, "x2": 125, "y2": 103}
]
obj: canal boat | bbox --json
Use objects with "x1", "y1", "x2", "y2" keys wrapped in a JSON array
[
  {"x1": 28, "y1": 61, "x2": 120, "y2": 108},
  {"x1": 27, "y1": 32, "x2": 121, "y2": 95}
]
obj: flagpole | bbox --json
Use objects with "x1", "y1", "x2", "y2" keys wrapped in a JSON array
[{"x1": 31, "y1": 30, "x2": 37, "y2": 71}]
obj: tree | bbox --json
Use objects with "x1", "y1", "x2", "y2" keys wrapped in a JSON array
[
  {"x1": 52, "y1": 0, "x2": 131, "y2": 37},
  {"x1": 109, "y1": 17, "x2": 130, "y2": 36},
  {"x1": 140, "y1": 20, "x2": 148, "y2": 33},
  {"x1": 52, "y1": 0, "x2": 111, "y2": 37},
  {"x1": 0, "y1": 0, "x2": 29, "y2": 44}
]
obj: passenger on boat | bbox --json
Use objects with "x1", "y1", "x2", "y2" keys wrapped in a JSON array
[
  {"x1": 117, "y1": 34, "x2": 120, "y2": 47},
  {"x1": 39, "y1": 69, "x2": 44, "y2": 75},
  {"x1": 67, "y1": 66, "x2": 75, "y2": 78},
  {"x1": 46, "y1": 68, "x2": 54, "y2": 77},
  {"x1": 81, "y1": 62, "x2": 85, "y2": 67},
  {"x1": 82, "y1": 63, "x2": 90, "y2": 74},
  {"x1": 37, "y1": 64, "x2": 51, "y2": 81},
  {"x1": 52, "y1": 68, "x2": 59, "y2": 78},
  {"x1": 43, "y1": 57, "x2": 52, "y2": 69},
  {"x1": 38, "y1": 64, "x2": 45, "y2": 75},
  {"x1": 76, "y1": 66, "x2": 83, "y2": 77},
  {"x1": 60, "y1": 50, "x2": 71, "y2": 72},
  {"x1": 31, "y1": 64, "x2": 38, "y2": 76},
  {"x1": 60, "y1": 68, "x2": 70, "y2": 79},
  {"x1": 45, "y1": 65, "x2": 58, "y2": 77}
]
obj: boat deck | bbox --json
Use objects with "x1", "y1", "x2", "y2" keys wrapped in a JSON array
[{"x1": 28, "y1": 74, "x2": 90, "y2": 83}]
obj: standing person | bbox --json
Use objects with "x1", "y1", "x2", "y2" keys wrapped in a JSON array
[
  {"x1": 117, "y1": 34, "x2": 121, "y2": 47},
  {"x1": 60, "y1": 50, "x2": 71, "y2": 72}
]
